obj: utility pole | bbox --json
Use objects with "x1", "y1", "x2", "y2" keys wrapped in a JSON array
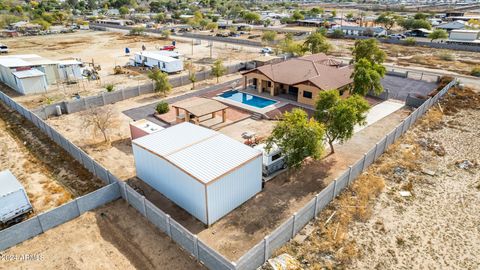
[{"x1": 210, "y1": 41, "x2": 213, "y2": 58}]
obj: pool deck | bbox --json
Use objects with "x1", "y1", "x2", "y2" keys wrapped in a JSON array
[{"x1": 213, "y1": 87, "x2": 315, "y2": 116}]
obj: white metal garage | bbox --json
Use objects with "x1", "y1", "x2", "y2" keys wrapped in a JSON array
[
  {"x1": 12, "y1": 69, "x2": 48, "y2": 95},
  {"x1": 132, "y1": 122, "x2": 262, "y2": 225}
]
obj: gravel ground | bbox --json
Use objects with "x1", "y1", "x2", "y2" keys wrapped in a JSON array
[
  {"x1": 268, "y1": 86, "x2": 480, "y2": 269},
  {"x1": 350, "y1": 107, "x2": 480, "y2": 269}
]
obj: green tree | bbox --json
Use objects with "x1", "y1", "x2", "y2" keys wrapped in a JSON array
[
  {"x1": 351, "y1": 38, "x2": 386, "y2": 65},
  {"x1": 331, "y1": 29, "x2": 345, "y2": 38},
  {"x1": 291, "y1": 10, "x2": 304, "y2": 21},
  {"x1": 331, "y1": 10, "x2": 337, "y2": 18},
  {"x1": 414, "y1": 13, "x2": 429, "y2": 20},
  {"x1": 315, "y1": 90, "x2": 370, "y2": 153},
  {"x1": 211, "y1": 59, "x2": 226, "y2": 83},
  {"x1": 161, "y1": 29, "x2": 170, "y2": 39},
  {"x1": 428, "y1": 29, "x2": 448, "y2": 42},
  {"x1": 346, "y1": 12, "x2": 354, "y2": 20},
  {"x1": 399, "y1": 18, "x2": 431, "y2": 30},
  {"x1": 188, "y1": 63, "x2": 197, "y2": 89},
  {"x1": 243, "y1": 12, "x2": 260, "y2": 24},
  {"x1": 154, "y1": 13, "x2": 165, "y2": 23},
  {"x1": 119, "y1": 6, "x2": 129, "y2": 17},
  {"x1": 303, "y1": 32, "x2": 332, "y2": 54},
  {"x1": 261, "y1": 30, "x2": 277, "y2": 45},
  {"x1": 279, "y1": 38, "x2": 305, "y2": 56},
  {"x1": 206, "y1": 22, "x2": 218, "y2": 31},
  {"x1": 351, "y1": 58, "x2": 386, "y2": 96},
  {"x1": 266, "y1": 108, "x2": 325, "y2": 168},
  {"x1": 148, "y1": 68, "x2": 172, "y2": 97},
  {"x1": 375, "y1": 12, "x2": 396, "y2": 31}
]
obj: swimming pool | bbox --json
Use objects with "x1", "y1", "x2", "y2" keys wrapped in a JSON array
[{"x1": 219, "y1": 90, "x2": 277, "y2": 109}]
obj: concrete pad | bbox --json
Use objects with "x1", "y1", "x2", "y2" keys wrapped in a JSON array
[{"x1": 354, "y1": 100, "x2": 405, "y2": 133}]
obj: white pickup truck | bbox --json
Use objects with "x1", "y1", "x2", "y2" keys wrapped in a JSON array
[
  {"x1": 0, "y1": 44, "x2": 8, "y2": 54},
  {"x1": 0, "y1": 170, "x2": 33, "y2": 225}
]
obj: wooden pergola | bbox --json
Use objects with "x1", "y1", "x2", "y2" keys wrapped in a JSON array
[{"x1": 171, "y1": 98, "x2": 228, "y2": 125}]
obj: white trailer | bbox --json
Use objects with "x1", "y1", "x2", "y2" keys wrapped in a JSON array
[
  {"x1": 254, "y1": 143, "x2": 286, "y2": 177},
  {"x1": 0, "y1": 170, "x2": 33, "y2": 225},
  {"x1": 133, "y1": 51, "x2": 183, "y2": 73}
]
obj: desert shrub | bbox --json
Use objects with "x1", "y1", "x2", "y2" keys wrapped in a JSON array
[
  {"x1": 436, "y1": 75, "x2": 454, "y2": 91},
  {"x1": 330, "y1": 29, "x2": 345, "y2": 38},
  {"x1": 155, "y1": 101, "x2": 169, "y2": 114},
  {"x1": 129, "y1": 26, "x2": 145, "y2": 36},
  {"x1": 437, "y1": 51, "x2": 455, "y2": 61},
  {"x1": 105, "y1": 84, "x2": 115, "y2": 92},
  {"x1": 113, "y1": 66, "x2": 124, "y2": 74},
  {"x1": 404, "y1": 37, "x2": 416, "y2": 46},
  {"x1": 471, "y1": 66, "x2": 480, "y2": 77}
]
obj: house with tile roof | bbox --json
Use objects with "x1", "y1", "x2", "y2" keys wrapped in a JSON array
[{"x1": 242, "y1": 53, "x2": 353, "y2": 106}]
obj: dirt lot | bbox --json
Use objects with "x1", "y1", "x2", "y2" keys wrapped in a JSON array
[
  {"x1": 272, "y1": 86, "x2": 480, "y2": 269},
  {"x1": 1, "y1": 200, "x2": 205, "y2": 270},
  {"x1": 46, "y1": 74, "x2": 241, "y2": 180},
  {"x1": 2, "y1": 30, "x2": 260, "y2": 108},
  {"x1": 329, "y1": 38, "x2": 480, "y2": 77},
  {"x1": 0, "y1": 89, "x2": 103, "y2": 215},
  {"x1": 129, "y1": 107, "x2": 411, "y2": 261}
]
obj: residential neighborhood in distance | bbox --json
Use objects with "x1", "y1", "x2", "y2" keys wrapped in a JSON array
[{"x1": 0, "y1": 0, "x2": 479, "y2": 269}]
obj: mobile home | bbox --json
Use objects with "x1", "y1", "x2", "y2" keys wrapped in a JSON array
[{"x1": 133, "y1": 51, "x2": 183, "y2": 73}]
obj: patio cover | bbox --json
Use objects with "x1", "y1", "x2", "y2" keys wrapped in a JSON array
[{"x1": 172, "y1": 98, "x2": 228, "y2": 117}]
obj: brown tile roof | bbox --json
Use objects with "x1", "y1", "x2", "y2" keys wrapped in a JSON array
[{"x1": 245, "y1": 53, "x2": 353, "y2": 90}]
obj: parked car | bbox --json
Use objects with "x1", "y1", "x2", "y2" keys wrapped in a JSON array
[
  {"x1": 261, "y1": 47, "x2": 273, "y2": 54},
  {"x1": 254, "y1": 143, "x2": 286, "y2": 177},
  {"x1": 388, "y1": 34, "x2": 406, "y2": 40},
  {"x1": 161, "y1": 45, "x2": 176, "y2": 51},
  {"x1": 0, "y1": 44, "x2": 8, "y2": 54},
  {"x1": 0, "y1": 170, "x2": 33, "y2": 226}
]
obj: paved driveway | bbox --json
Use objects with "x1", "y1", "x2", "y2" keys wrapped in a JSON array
[{"x1": 381, "y1": 75, "x2": 437, "y2": 101}]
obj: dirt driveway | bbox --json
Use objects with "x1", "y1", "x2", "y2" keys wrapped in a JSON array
[{"x1": 1, "y1": 200, "x2": 205, "y2": 270}]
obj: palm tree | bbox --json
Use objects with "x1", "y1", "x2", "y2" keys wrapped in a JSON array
[{"x1": 147, "y1": 68, "x2": 172, "y2": 97}]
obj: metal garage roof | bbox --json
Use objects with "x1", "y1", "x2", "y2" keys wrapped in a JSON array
[
  {"x1": 12, "y1": 69, "x2": 45, "y2": 78},
  {"x1": 133, "y1": 122, "x2": 217, "y2": 156},
  {"x1": 0, "y1": 170, "x2": 23, "y2": 197},
  {"x1": 133, "y1": 122, "x2": 262, "y2": 184}
]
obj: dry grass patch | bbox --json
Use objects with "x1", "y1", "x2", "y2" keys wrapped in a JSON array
[{"x1": 273, "y1": 171, "x2": 385, "y2": 268}]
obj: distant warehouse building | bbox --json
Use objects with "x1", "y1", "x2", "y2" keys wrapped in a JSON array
[{"x1": 132, "y1": 122, "x2": 262, "y2": 225}]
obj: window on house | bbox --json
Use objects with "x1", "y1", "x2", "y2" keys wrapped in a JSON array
[
  {"x1": 303, "y1": 91, "x2": 313, "y2": 99},
  {"x1": 267, "y1": 81, "x2": 272, "y2": 87}
]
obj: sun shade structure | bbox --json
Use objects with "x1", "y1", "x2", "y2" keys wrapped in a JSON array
[
  {"x1": 132, "y1": 122, "x2": 262, "y2": 225},
  {"x1": 171, "y1": 97, "x2": 229, "y2": 124}
]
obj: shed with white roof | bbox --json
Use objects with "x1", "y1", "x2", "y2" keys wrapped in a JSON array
[{"x1": 132, "y1": 122, "x2": 262, "y2": 225}]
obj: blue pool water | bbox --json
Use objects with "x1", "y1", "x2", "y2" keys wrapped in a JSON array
[{"x1": 219, "y1": 90, "x2": 277, "y2": 108}]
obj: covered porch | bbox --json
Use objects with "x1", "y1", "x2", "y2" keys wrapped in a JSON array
[
  {"x1": 172, "y1": 97, "x2": 228, "y2": 126},
  {"x1": 243, "y1": 74, "x2": 298, "y2": 101}
]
